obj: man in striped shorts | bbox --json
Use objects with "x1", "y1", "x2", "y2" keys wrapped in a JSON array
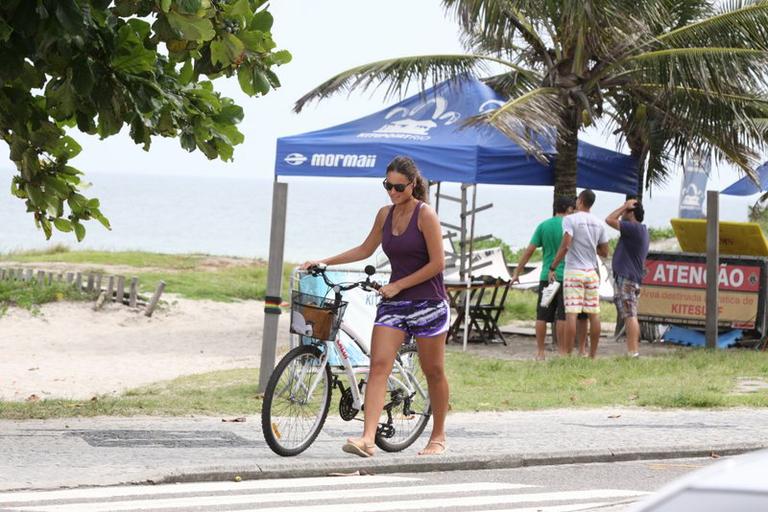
[{"x1": 548, "y1": 190, "x2": 610, "y2": 357}]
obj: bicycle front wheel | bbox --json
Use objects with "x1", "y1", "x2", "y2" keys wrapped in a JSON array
[
  {"x1": 375, "y1": 344, "x2": 431, "y2": 452},
  {"x1": 261, "y1": 344, "x2": 332, "y2": 456}
]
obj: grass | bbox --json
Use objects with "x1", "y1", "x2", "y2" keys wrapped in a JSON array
[
  {"x1": 1, "y1": 248, "x2": 618, "y2": 321},
  {"x1": 2, "y1": 349, "x2": 767, "y2": 419},
  {"x1": 0, "y1": 248, "x2": 296, "y2": 302},
  {"x1": 0, "y1": 279, "x2": 95, "y2": 314}
]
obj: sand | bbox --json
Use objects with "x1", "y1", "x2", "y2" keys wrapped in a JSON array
[
  {"x1": 0, "y1": 295, "x2": 676, "y2": 402},
  {"x1": 0, "y1": 295, "x2": 290, "y2": 401}
]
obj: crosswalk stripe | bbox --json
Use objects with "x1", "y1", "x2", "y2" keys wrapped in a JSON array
[
  {"x1": 231, "y1": 489, "x2": 650, "y2": 512},
  {"x1": 0, "y1": 475, "x2": 416, "y2": 504},
  {"x1": 5, "y1": 482, "x2": 532, "y2": 512},
  {"x1": 474, "y1": 504, "x2": 630, "y2": 512}
]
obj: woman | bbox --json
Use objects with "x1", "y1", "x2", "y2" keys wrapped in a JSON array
[{"x1": 301, "y1": 156, "x2": 449, "y2": 457}]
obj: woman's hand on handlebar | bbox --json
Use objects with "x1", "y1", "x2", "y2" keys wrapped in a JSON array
[
  {"x1": 378, "y1": 282, "x2": 402, "y2": 300},
  {"x1": 300, "y1": 260, "x2": 325, "y2": 271}
]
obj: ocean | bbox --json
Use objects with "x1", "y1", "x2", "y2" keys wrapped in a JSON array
[{"x1": 0, "y1": 172, "x2": 753, "y2": 262}]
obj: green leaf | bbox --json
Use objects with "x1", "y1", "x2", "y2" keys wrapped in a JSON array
[
  {"x1": 212, "y1": 103, "x2": 244, "y2": 124},
  {"x1": 180, "y1": 132, "x2": 197, "y2": 151},
  {"x1": 72, "y1": 58, "x2": 96, "y2": 95},
  {"x1": 54, "y1": 218, "x2": 74, "y2": 232},
  {"x1": 237, "y1": 65, "x2": 255, "y2": 95},
  {"x1": 271, "y1": 49, "x2": 292, "y2": 65},
  {"x1": 225, "y1": 0, "x2": 252, "y2": 20},
  {"x1": 160, "y1": 0, "x2": 172, "y2": 12},
  {"x1": 0, "y1": 18, "x2": 13, "y2": 42},
  {"x1": 41, "y1": 217, "x2": 53, "y2": 240},
  {"x1": 179, "y1": 59, "x2": 194, "y2": 84},
  {"x1": 210, "y1": 38, "x2": 230, "y2": 67},
  {"x1": 45, "y1": 77, "x2": 77, "y2": 119},
  {"x1": 167, "y1": 11, "x2": 215, "y2": 41},
  {"x1": 111, "y1": 22, "x2": 157, "y2": 74},
  {"x1": 250, "y1": 10, "x2": 273, "y2": 31},
  {"x1": 21, "y1": 149, "x2": 41, "y2": 180},
  {"x1": 25, "y1": 184, "x2": 45, "y2": 208},
  {"x1": 252, "y1": 69, "x2": 270, "y2": 95},
  {"x1": 52, "y1": 136, "x2": 83, "y2": 159},
  {"x1": 74, "y1": 222, "x2": 86, "y2": 242},
  {"x1": 55, "y1": 0, "x2": 84, "y2": 34},
  {"x1": 175, "y1": 0, "x2": 202, "y2": 14},
  {"x1": 237, "y1": 30, "x2": 266, "y2": 52},
  {"x1": 44, "y1": 178, "x2": 71, "y2": 198},
  {"x1": 92, "y1": 211, "x2": 112, "y2": 230},
  {"x1": 214, "y1": 138, "x2": 234, "y2": 161},
  {"x1": 224, "y1": 33, "x2": 245, "y2": 60},
  {"x1": 68, "y1": 193, "x2": 87, "y2": 213}
]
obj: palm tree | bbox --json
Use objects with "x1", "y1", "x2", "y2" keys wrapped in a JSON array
[{"x1": 295, "y1": 0, "x2": 768, "y2": 201}]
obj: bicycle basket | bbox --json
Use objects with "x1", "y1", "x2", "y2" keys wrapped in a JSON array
[{"x1": 290, "y1": 290, "x2": 348, "y2": 341}]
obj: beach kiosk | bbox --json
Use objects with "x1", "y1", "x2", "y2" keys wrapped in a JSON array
[
  {"x1": 260, "y1": 76, "x2": 640, "y2": 389},
  {"x1": 637, "y1": 219, "x2": 768, "y2": 345}
]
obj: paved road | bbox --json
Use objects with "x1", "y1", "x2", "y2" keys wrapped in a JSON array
[
  {"x1": 0, "y1": 459, "x2": 717, "y2": 512},
  {"x1": 1, "y1": 408, "x2": 765, "y2": 491}
]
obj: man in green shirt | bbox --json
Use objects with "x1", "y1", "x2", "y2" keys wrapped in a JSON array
[{"x1": 511, "y1": 196, "x2": 574, "y2": 359}]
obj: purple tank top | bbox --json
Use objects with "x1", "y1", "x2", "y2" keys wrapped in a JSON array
[{"x1": 381, "y1": 202, "x2": 447, "y2": 301}]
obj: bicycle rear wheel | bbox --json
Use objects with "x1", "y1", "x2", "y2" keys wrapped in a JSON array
[
  {"x1": 261, "y1": 344, "x2": 332, "y2": 456},
  {"x1": 375, "y1": 344, "x2": 431, "y2": 452}
]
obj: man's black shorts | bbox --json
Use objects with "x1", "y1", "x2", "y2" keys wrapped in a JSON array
[{"x1": 536, "y1": 280, "x2": 565, "y2": 322}]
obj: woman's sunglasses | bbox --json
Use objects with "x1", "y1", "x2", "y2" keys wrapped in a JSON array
[{"x1": 382, "y1": 180, "x2": 412, "y2": 193}]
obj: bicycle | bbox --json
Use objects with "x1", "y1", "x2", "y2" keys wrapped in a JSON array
[{"x1": 261, "y1": 265, "x2": 432, "y2": 456}]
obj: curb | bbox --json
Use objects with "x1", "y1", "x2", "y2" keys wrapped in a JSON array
[{"x1": 156, "y1": 442, "x2": 768, "y2": 485}]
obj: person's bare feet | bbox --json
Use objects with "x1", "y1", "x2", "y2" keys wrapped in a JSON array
[
  {"x1": 418, "y1": 439, "x2": 447, "y2": 455},
  {"x1": 535, "y1": 352, "x2": 545, "y2": 361}
]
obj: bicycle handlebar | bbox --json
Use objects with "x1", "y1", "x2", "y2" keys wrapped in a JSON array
[{"x1": 306, "y1": 264, "x2": 381, "y2": 293}]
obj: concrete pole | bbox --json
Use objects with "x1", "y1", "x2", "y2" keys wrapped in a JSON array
[
  {"x1": 259, "y1": 181, "x2": 289, "y2": 393},
  {"x1": 705, "y1": 190, "x2": 719, "y2": 349}
]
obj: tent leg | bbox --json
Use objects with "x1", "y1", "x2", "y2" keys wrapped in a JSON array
[{"x1": 259, "y1": 181, "x2": 288, "y2": 393}]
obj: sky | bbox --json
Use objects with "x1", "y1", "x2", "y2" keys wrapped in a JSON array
[{"x1": 8, "y1": 1, "x2": 760, "y2": 193}]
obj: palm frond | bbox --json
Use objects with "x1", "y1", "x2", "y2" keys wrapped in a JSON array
[
  {"x1": 626, "y1": 88, "x2": 765, "y2": 180},
  {"x1": 623, "y1": 47, "x2": 768, "y2": 93},
  {"x1": 442, "y1": 0, "x2": 556, "y2": 67},
  {"x1": 482, "y1": 70, "x2": 542, "y2": 97},
  {"x1": 464, "y1": 86, "x2": 563, "y2": 162},
  {"x1": 293, "y1": 54, "x2": 525, "y2": 113},
  {"x1": 658, "y1": 0, "x2": 768, "y2": 51}
]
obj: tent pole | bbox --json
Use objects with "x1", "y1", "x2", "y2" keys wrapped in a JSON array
[
  {"x1": 459, "y1": 184, "x2": 468, "y2": 281},
  {"x1": 463, "y1": 184, "x2": 478, "y2": 352},
  {"x1": 259, "y1": 180, "x2": 289, "y2": 393}
]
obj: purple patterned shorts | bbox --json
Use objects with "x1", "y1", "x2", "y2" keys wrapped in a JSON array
[{"x1": 374, "y1": 299, "x2": 450, "y2": 338}]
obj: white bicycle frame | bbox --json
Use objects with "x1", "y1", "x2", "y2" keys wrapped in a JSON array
[
  {"x1": 300, "y1": 320, "x2": 428, "y2": 412},
  {"x1": 289, "y1": 266, "x2": 428, "y2": 412}
]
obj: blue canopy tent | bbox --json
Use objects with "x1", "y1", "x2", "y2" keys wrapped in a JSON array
[
  {"x1": 721, "y1": 161, "x2": 768, "y2": 196},
  {"x1": 274, "y1": 77, "x2": 638, "y2": 192},
  {"x1": 259, "y1": 77, "x2": 639, "y2": 389}
]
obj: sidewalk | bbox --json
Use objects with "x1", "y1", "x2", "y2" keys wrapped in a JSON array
[{"x1": 2, "y1": 408, "x2": 767, "y2": 491}]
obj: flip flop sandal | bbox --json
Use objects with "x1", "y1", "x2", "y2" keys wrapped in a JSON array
[
  {"x1": 342, "y1": 438, "x2": 375, "y2": 458},
  {"x1": 418, "y1": 440, "x2": 447, "y2": 456}
]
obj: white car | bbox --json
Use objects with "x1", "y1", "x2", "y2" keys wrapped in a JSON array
[{"x1": 628, "y1": 449, "x2": 768, "y2": 511}]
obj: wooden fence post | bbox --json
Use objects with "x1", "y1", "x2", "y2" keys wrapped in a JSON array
[
  {"x1": 128, "y1": 277, "x2": 138, "y2": 307},
  {"x1": 116, "y1": 276, "x2": 125, "y2": 305},
  {"x1": 144, "y1": 281, "x2": 166, "y2": 317}
]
